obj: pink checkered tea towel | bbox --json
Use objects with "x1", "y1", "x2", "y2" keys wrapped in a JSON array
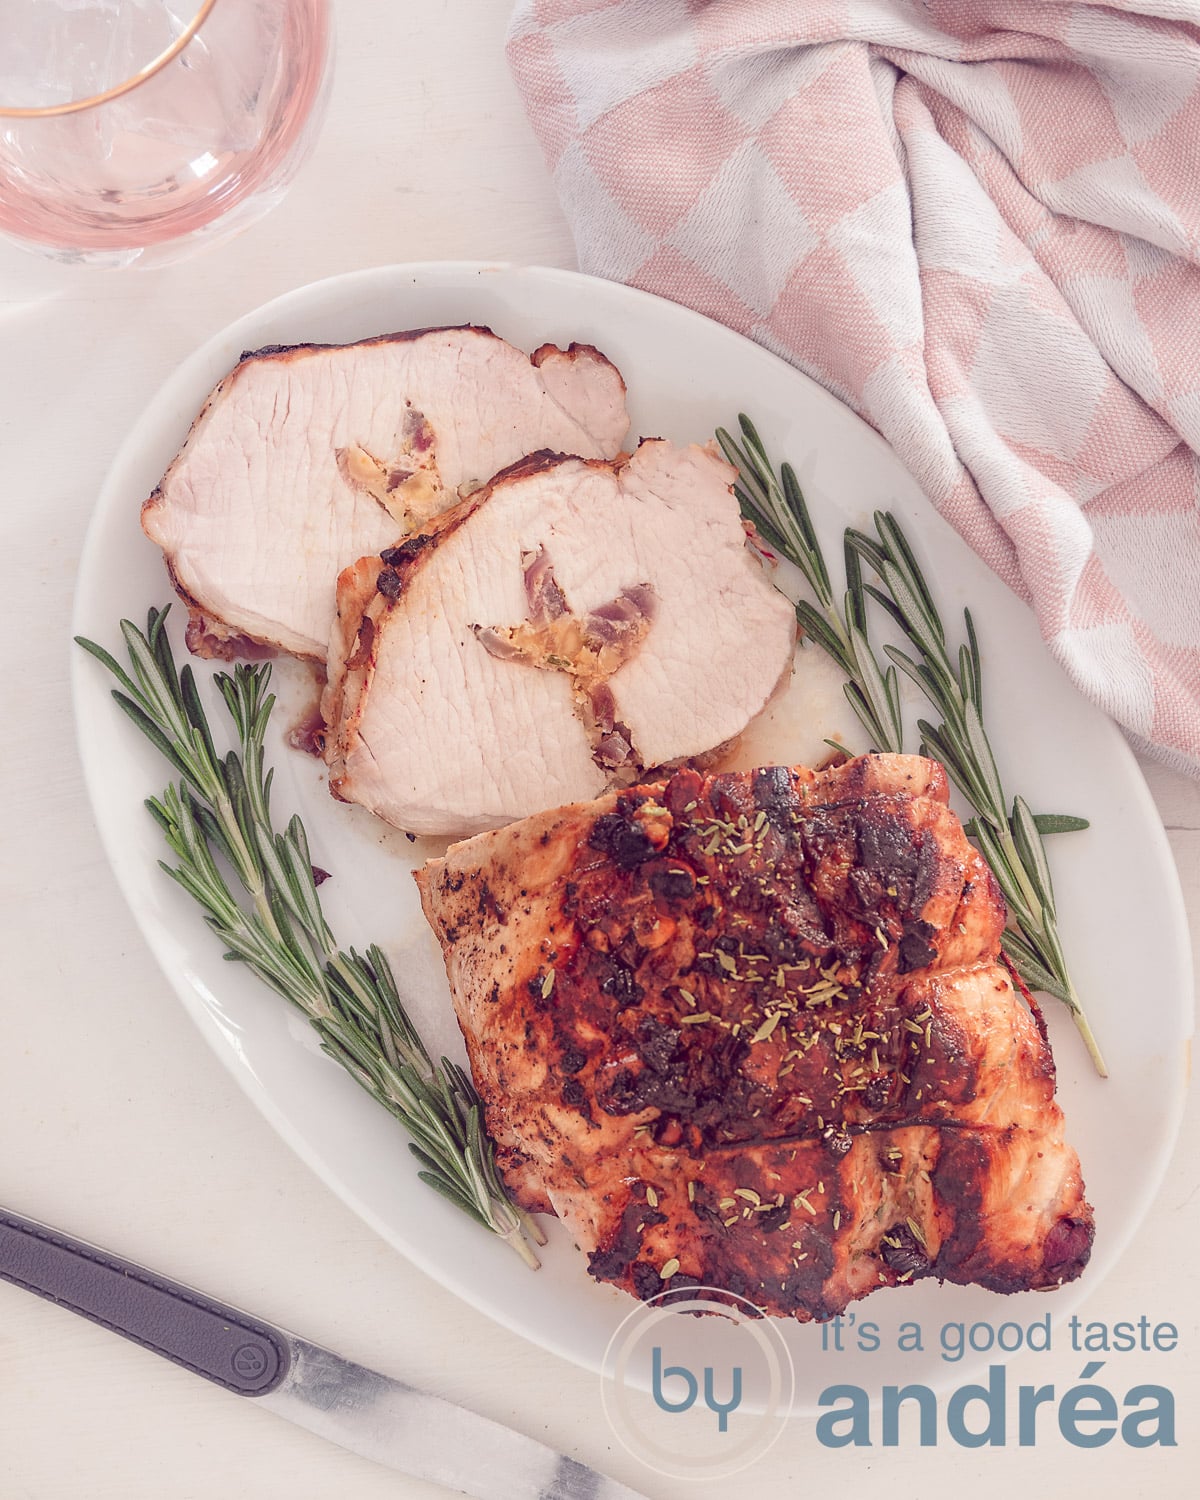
[{"x1": 508, "y1": 0, "x2": 1200, "y2": 777}]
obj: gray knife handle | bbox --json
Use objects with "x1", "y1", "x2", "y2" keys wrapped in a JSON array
[{"x1": 0, "y1": 1209, "x2": 287, "y2": 1395}]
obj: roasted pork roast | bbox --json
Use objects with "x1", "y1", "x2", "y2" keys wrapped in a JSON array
[
  {"x1": 416, "y1": 754, "x2": 1093, "y2": 1319},
  {"x1": 324, "y1": 440, "x2": 798, "y2": 836},
  {"x1": 142, "y1": 327, "x2": 629, "y2": 660}
]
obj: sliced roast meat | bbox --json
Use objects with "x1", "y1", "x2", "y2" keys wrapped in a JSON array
[
  {"x1": 142, "y1": 327, "x2": 629, "y2": 661},
  {"x1": 324, "y1": 439, "x2": 798, "y2": 836}
]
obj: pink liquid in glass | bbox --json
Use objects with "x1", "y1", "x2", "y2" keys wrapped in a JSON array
[{"x1": 0, "y1": 1, "x2": 333, "y2": 266}]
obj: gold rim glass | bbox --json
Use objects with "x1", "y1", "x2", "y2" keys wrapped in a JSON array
[
  {"x1": 0, "y1": 1, "x2": 221, "y2": 118},
  {"x1": 0, "y1": 1, "x2": 333, "y2": 265}
]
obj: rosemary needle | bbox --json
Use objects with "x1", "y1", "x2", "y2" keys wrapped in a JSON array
[
  {"x1": 847, "y1": 513, "x2": 1106, "y2": 1076},
  {"x1": 717, "y1": 416, "x2": 904, "y2": 757},
  {"x1": 719, "y1": 416, "x2": 1105, "y2": 1077},
  {"x1": 76, "y1": 607, "x2": 547, "y2": 1265}
]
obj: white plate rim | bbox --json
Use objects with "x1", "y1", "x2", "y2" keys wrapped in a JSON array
[{"x1": 70, "y1": 259, "x2": 1195, "y2": 1401}]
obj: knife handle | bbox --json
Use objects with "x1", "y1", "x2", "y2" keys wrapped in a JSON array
[{"x1": 0, "y1": 1208, "x2": 287, "y2": 1395}]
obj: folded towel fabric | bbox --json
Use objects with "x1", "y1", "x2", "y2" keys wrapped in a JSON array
[{"x1": 508, "y1": 0, "x2": 1200, "y2": 776}]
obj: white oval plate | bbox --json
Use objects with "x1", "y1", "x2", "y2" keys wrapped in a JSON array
[{"x1": 72, "y1": 262, "x2": 1193, "y2": 1408}]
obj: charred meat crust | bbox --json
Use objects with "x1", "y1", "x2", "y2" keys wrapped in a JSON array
[
  {"x1": 418, "y1": 754, "x2": 1093, "y2": 1320},
  {"x1": 468, "y1": 447, "x2": 613, "y2": 490},
  {"x1": 161, "y1": 555, "x2": 283, "y2": 662},
  {"x1": 238, "y1": 325, "x2": 492, "y2": 364},
  {"x1": 235, "y1": 329, "x2": 626, "y2": 372},
  {"x1": 531, "y1": 339, "x2": 630, "y2": 394},
  {"x1": 321, "y1": 487, "x2": 492, "y2": 780}
]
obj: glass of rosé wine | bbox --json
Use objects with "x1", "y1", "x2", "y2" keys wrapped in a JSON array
[{"x1": 0, "y1": 1, "x2": 333, "y2": 267}]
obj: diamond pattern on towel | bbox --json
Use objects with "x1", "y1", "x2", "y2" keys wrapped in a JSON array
[{"x1": 508, "y1": 0, "x2": 1200, "y2": 775}]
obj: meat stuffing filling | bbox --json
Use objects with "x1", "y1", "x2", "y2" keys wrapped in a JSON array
[{"x1": 473, "y1": 545, "x2": 658, "y2": 771}]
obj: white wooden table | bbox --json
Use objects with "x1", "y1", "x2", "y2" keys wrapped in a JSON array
[{"x1": 1, "y1": 6, "x2": 1196, "y2": 1496}]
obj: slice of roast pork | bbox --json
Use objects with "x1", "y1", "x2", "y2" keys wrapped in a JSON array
[
  {"x1": 142, "y1": 327, "x2": 629, "y2": 661},
  {"x1": 324, "y1": 440, "x2": 797, "y2": 836}
]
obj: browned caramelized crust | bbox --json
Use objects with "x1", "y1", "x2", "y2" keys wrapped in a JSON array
[{"x1": 416, "y1": 754, "x2": 1093, "y2": 1318}]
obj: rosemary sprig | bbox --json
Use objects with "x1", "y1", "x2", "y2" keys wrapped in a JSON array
[
  {"x1": 718, "y1": 416, "x2": 903, "y2": 756},
  {"x1": 76, "y1": 608, "x2": 546, "y2": 1266},
  {"x1": 846, "y1": 513, "x2": 1105, "y2": 1075},
  {"x1": 720, "y1": 416, "x2": 1105, "y2": 1076}
]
